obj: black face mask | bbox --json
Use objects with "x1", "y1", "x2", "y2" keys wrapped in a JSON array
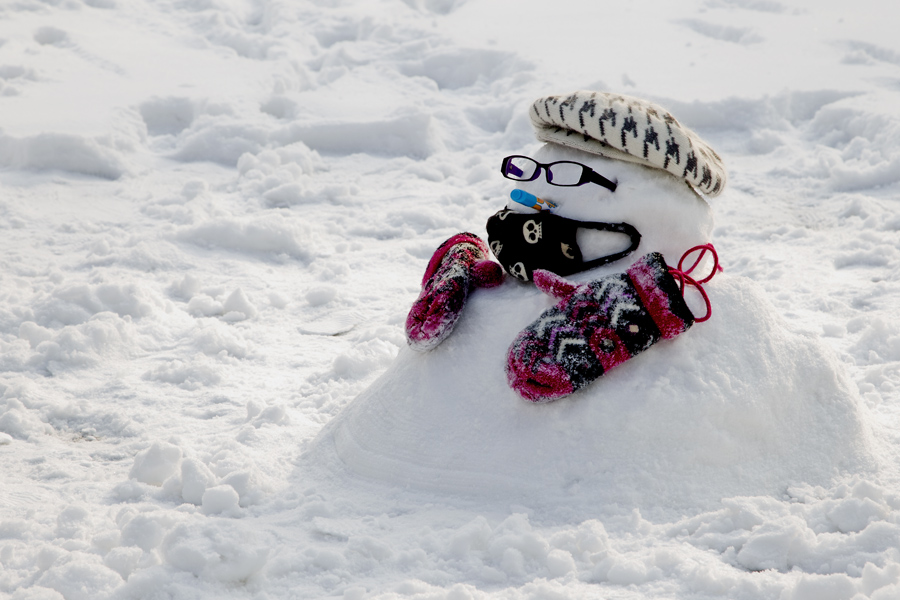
[{"x1": 485, "y1": 209, "x2": 641, "y2": 282}]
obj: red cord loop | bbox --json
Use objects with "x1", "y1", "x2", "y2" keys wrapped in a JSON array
[{"x1": 668, "y1": 244, "x2": 720, "y2": 322}]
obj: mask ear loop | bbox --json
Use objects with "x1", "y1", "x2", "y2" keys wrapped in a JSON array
[
  {"x1": 668, "y1": 244, "x2": 721, "y2": 322},
  {"x1": 577, "y1": 221, "x2": 642, "y2": 272}
]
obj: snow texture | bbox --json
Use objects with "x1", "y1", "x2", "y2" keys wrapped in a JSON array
[{"x1": 2, "y1": 0, "x2": 900, "y2": 599}]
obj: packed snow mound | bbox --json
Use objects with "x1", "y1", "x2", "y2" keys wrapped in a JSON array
[
  {"x1": 307, "y1": 140, "x2": 877, "y2": 514},
  {"x1": 309, "y1": 273, "x2": 877, "y2": 512}
]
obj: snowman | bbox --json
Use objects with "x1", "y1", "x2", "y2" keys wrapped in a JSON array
[
  {"x1": 406, "y1": 92, "x2": 726, "y2": 403},
  {"x1": 306, "y1": 92, "x2": 877, "y2": 512}
]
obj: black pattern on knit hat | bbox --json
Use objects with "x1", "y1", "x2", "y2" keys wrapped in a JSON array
[{"x1": 529, "y1": 91, "x2": 727, "y2": 197}]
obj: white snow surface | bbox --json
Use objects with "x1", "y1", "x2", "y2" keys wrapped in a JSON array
[{"x1": 2, "y1": 1, "x2": 900, "y2": 599}]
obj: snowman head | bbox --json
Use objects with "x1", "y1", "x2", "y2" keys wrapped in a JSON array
[{"x1": 496, "y1": 91, "x2": 725, "y2": 281}]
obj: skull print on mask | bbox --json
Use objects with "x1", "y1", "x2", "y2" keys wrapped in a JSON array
[
  {"x1": 522, "y1": 220, "x2": 542, "y2": 244},
  {"x1": 509, "y1": 262, "x2": 528, "y2": 281}
]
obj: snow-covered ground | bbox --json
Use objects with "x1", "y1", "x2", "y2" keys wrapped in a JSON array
[{"x1": 2, "y1": 0, "x2": 900, "y2": 598}]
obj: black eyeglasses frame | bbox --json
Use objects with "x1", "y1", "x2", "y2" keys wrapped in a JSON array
[{"x1": 500, "y1": 155, "x2": 617, "y2": 193}]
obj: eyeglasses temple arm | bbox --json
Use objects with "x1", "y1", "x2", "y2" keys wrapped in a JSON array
[{"x1": 586, "y1": 170, "x2": 617, "y2": 192}]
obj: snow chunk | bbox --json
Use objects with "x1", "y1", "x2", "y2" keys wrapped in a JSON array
[
  {"x1": 678, "y1": 19, "x2": 762, "y2": 44},
  {"x1": 161, "y1": 522, "x2": 269, "y2": 582},
  {"x1": 0, "y1": 397, "x2": 53, "y2": 440},
  {"x1": 262, "y1": 181, "x2": 359, "y2": 208},
  {"x1": 201, "y1": 485, "x2": 240, "y2": 515},
  {"x1": 170, "y1": 274, "x2": 201, "y2": 300},
  {"x1": 194, "y1": 320, "x2": 251, "y2": 358},
  {"x1": 187, "y1": 292, "x2": 260, "y2": 325},
  {"x1": 305, "y1": 286, "x2": 337, "y2": 307},
  {"x1": 545, "y1": 548, "x2": 576, "y2": 577},
  {"x1": 55, "y1": 505, "x2": 91, "y2": 540},
  {"x1": 32, "y1": 281, "x2": 167, "y2": 327},
  {"x1": 173, "y1": 121, "x2": 268, "y2": 166},
  {"x1": 827, "y1": 496, "x2": 889, "y2": 533},
  {"x1": 220, "y1": 470, "x2": 270, "y2": 507},
  {"x1": 222, "y1": 288, "x2": 258, "y2": 321},
  {"x1": 249, "y1": 404, "x2": 289, "y2": 428},
  {"x1": 129, "y1": 441, "x2": 183, "y2": 486},
  {"x1": 329, "y1": 339, "x2": 398, "y2": 380},
  {"x1": 237, "y1": 143, "x2": 321, "y2": 179},
  {"x1": 187, "y1": 295, "x2": 225, "y2": 318},
  {"x1": 103, "y1": 547, "x2": 143, "y2": 580},
  {"x1": 447, "y1": 516, "x2": 492, "y2": 558},
  {"x1": 139, "y1": 96, "x2": 197, "y2": 136},
  {"x1": 402, "y1": 48, "x2": 533, "y2": 90},
  {"x1": 142, "y1": 357, "x2": 223, "y2": 389},
  {"x1": 30, "y1": 315, "x2": 133, "y2": 371},
  {"x1": 735, "y1": 516, "x2": 815, "y2": 572},
  {"x1": 181, "y1": 458, "x2": 217, "y2": 505},
  {"x1": 36, "y1": 552, "x2": 123, "y2": 600},
  {"x1": 789, "y1": 573, "x2": 858, "y2": 600},
  {"x1": 120, "y1": 514, "x2": 166, "y2": 551},
  {"x1": 18, "y1": 321, "x2": 53, "y2": 348},
  {"x1": 0, "y1": 133, "x2": 126, "y2": 179},
  {"x1": 33, "y1": 27, "x2": 70, "y2": 47},
  {"x1": 275, "y1": 112, "x2": 441, "y2": 159},
  {"x1": 605, "y1": 558, "x2": 654, "y2": 585},
  {"x1": 260, "y1": 94, "x2": 297, "y2": 119},
  {"x1": 177, "y1": 215, "x2": 312, "y2": 259}
]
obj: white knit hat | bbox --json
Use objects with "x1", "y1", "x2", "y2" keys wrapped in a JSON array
[{"x1": 530, "y1": 91, "x2": 727, "y2": 197}]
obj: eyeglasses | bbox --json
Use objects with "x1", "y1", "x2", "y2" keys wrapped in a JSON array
[{"x1": 500, "y1": 155, "x2": 617, "y2": 192}]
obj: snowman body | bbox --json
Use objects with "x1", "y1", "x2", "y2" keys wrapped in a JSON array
[{"x1": 304, "y1": 142, "x2": 877, "y2": 515}]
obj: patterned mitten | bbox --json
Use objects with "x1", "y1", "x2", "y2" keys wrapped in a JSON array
[
  {"x1": 406, "y1": 233, "x2": 504, "y2": 351},
  {"x1": 506, "y1": 245, "x2": 719, "y2": 402}
]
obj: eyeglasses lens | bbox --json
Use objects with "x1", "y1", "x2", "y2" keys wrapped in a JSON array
[{"x1": 545, "y1": 162, "x2": 584, "y2": 186}]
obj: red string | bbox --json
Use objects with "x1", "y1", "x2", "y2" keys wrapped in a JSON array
[{"x1": 668, "y1": 244, "x2": 720, "y2": 322}]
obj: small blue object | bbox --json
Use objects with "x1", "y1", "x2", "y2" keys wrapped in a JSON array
[
  {"x1": 510, "y1": 189, "x2": 535, "y2": 204},
  {"x1": 510, "y1": 189, "x2": 557, "y2": 211}
]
